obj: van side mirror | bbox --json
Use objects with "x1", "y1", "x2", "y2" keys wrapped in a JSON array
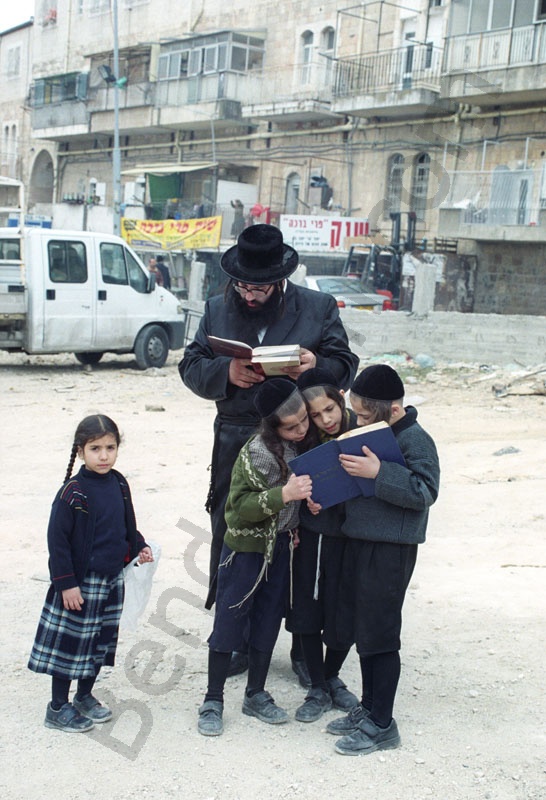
[{"x1": 147, "y1": 271, "x2": 156, "y2": 293}]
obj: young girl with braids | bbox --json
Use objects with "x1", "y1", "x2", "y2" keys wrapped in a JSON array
[{"x1": 28, "y1": 414, "x2": 152, "y2": 732}]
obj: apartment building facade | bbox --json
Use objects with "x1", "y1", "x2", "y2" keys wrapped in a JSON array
[
  {"x1": 7, "y1": 0, "x2": 546, "y2": 314},
  {"x1": 0, "y1": 20, "x2": 34, "y2": 185}
]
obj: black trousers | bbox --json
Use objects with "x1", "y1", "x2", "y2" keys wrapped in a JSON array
[{"x1": 206, "y1": 418, "x2": 257, "y2": 608}]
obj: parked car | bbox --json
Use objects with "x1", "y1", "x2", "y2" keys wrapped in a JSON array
[{"x1": 304, "y1": 275, "x2": 386, "y2": 310}]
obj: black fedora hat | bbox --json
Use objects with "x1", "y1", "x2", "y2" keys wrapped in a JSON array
[{"x1": 220, "y1": 224, "x2": 299, "y2": 284}]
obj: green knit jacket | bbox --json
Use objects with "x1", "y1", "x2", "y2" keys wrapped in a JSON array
[{"x1": 224, "y1": 437, "x2": 288, "y2": 564}]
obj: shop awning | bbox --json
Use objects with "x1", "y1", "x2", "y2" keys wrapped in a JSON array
[{"x1": 121, "y1": 163, "x2": 217, "y2": 176}]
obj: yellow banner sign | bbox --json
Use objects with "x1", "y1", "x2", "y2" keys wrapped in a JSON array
[{"x1": 121, "y1": 216, "x2": 222, "y2": 250}]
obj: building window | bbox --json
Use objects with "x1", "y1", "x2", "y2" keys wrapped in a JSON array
[
  {"x1": 285, "y1": 172, "x2": 301, "y2": 214},
  {"x1": 452, "y1": 0, "x2": 536, "y2": 34},
  {"x1": 6, "y1": 46, "x2": 21, "y2": 79},
  {"x1": 31, "y1": 73, "x2": 88, "y2": 107},
  {"x1": 385, "y1": 154, "x2": 405, "y2": 216},
  {"x1": 2, "y1": 124, "x2": 18, "y2": 178},
  {"x1": 321, "y1": 26, "x2": 335, "y2": 84},
  {"x1": 87, "y1": 0, "x2": 111, "y2": 15},
  {"x1": 40, "y1": 0, "x2": 58, "y2": 26},
  {"x1": 158, "y1": 34, "x2": 263, "y2": 81},
  {"x1": 301, "y1": 30, "x2": 314, "y2": 84},
  {"x1": 411, "y1": 153, "x2": 431, "y2": 221}
]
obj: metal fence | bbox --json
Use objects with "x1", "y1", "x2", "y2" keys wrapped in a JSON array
[{"x1": 441, "y1": 167, "x2": 546, "y2": 227}]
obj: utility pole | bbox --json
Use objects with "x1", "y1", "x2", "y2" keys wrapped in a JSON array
[{"x1": 112, "y1": 0, "x2": 121, "y2": 235}]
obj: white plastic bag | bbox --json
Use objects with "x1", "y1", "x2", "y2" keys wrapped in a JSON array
[{"x1": 120, "y1": 540, "x2": 161, "y2": 631}]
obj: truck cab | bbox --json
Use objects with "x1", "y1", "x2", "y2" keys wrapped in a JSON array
[{"x1": 0, "y1": 227, "x2": 185, "y2": 368}]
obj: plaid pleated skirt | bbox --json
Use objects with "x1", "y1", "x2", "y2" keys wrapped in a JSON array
[{"x1": 28, "y1": 570, "x2": 124, "y2": 680}]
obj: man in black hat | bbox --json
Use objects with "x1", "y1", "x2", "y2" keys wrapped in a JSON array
[{"x1": 179, "y1": 224, "x2": 359, "y2": 676}]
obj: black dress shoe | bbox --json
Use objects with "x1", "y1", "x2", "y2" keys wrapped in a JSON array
[
  {"x1": 291, "y1": 658, "x2": 312, "y2": 689},
  {"x1": 226, "y1": 651, "x2": 249, "y2": 678}
]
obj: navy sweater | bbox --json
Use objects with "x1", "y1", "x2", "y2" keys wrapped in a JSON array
[{"x1": 47, "y1": 467, "x2": 147, "y2": 592}]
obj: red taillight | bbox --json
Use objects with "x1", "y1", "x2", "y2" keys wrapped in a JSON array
[{"x1": 337, "y1": 300, "x2": 346, "y2": 308}]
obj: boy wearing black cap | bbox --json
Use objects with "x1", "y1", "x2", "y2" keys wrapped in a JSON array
[{"x1": 327, "y1": 364, "x2": 440, "y2": 756}]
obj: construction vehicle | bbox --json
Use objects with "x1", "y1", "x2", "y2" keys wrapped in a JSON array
[{"x1": 342, "y1": 212, "x2": 417, "y2": 310}]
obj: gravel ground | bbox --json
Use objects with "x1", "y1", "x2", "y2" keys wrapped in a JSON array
[{"x1": 1, "y1": 350, "x2": 545, "y2": 800}]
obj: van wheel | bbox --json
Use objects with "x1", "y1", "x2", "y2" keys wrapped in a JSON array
[
  {"x1": 75, "y1": 352, "x2": 103, "y2": 365},
  {"x1": 134, "y1": 325, "x2": 169, "y2": 369}
]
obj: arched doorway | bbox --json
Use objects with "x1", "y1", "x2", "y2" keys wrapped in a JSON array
[
  {"x1": 28, "y1": 149, "x2": 54, "y2": 212},
  {"x1": 285, "y1": 172, "x2": 300, "y2": 214}
]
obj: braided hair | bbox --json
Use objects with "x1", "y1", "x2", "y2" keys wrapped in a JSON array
[{"x1": 64, "y1": 414, "x2": 121, "y2": 482}]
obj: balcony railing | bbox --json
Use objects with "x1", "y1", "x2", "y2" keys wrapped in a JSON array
[
  {"x1": 155, "y1": 71, "x2": 241, "y2": 107},
  {"x1": 242, "y1": 58, "x2": 334, "y2": 107},
  {"x1": 443, "y1": 24, "x2": 546, "y2": 73},
  {"x1": 334, "y1": 44, "x2": 443, "y2": 98},
  {"x1": 155, "y1": 59, "x2": 335, "y2": 111},
  {"x1": 87, "y1": 82, "x2": 155, "y2": 112},
  {"x1": 32, "y1": 101, "x2": 89, "y2": 132},
  {"x1": 441, "y1": 167, "x2": 546, "y2": 227}
]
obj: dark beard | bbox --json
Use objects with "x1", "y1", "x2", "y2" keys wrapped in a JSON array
[{"x1": 231, "y1": 283, "x2": 285, "y2": 331}]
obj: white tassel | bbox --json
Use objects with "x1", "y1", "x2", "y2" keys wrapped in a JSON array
[
  {"x1": 289, "y1": 531, "x2": 295, "y2": 608},
  {"x1": 313, "y1": 533, "x2": 323, "y2": 601},
  {"x1": 229, "y1": 558, "x2": 268, "y2": 609}
]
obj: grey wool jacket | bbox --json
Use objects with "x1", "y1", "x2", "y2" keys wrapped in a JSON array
[{"x1": 342, "y1": 406, "x2": 440, "y2": 545}]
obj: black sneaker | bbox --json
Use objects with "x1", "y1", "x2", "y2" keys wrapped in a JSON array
[
  {"x1": 226, "y1": 651, "x2": 249, "y2": 678},
  {"x1": 242, "y1": 690, "x2": 288, "y2": 724},
  {"x1": 335, "y1": 717, "x2": 401, "y2": 756},
  {"x1": 327, "y1": 676, "x2": 359, "y2": 712},
  {"x1": 73, "y1": 693, "x2": 112, "y2": 723},
  {"x1": 326, "y1": 702, "x2": 370, "y2": 735},
  {"x1": 295, "y1": 687, "x2": 333, "y2": 723},
  {"x1": 198, "y1": 700, "x2": 224, "y2": 736},
  {"x1": 44, "y1": 702, "x2": 94, "y2": 733},
  {"x1": 291, "y1": 658, "x2": 311, "y2": 689}
]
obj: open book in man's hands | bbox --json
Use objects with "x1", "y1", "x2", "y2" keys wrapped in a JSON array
[
  {"x1": 288, "y1": 421, "x2": 406, "y2": 509},
  {"x1": 207, "y1": 335, "x2": 301, "y2": 376}
]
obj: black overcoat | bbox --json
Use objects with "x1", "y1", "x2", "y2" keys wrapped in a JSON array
[{"x1": 179, "y1": 281, "x2": 359, "y2": 606}]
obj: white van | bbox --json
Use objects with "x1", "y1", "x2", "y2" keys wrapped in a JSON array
[{"x1": 0, "y1": 227, "x2": 185, "y2": 368}]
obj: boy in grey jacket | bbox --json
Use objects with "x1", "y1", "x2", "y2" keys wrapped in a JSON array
[{"x1": 327, "y1": 364, "x2": 440, "y2": 756}]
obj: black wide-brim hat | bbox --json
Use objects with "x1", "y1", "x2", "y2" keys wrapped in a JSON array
[{"x1": 221, "y1": 223, "x2": 299, "y2": 284}]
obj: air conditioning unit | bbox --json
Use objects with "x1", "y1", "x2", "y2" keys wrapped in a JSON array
[{"x1": 217, "y1": 99, "x2": 242, "y2": 121}]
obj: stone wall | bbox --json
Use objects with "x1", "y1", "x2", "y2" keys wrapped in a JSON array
[
  {"x1": 473, "y1": 242, "x2": 546, "y2": 316},
  {"x1": 341, "y1": 310, "x2": 546, "y2": 367}
]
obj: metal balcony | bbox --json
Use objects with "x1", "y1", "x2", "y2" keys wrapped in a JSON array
[
  {"x1": 332, "y1": 44, "x2": 451, "y2": 119},
  {"x1": 240, "y1": 59, "x2": 339, "y2": 123},
  {"x1": 441, "y1": 24, "x2": 546, "y2": 106},
  {"x1": 438, "y1": 167, "x2": 546, "y2": 241}
]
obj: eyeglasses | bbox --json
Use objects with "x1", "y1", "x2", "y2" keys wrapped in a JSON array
[{"x1": 233, "y1": 282, "x2": 273, "y2": 297}]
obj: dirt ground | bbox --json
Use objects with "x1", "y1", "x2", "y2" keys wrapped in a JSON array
[{"x1": 1, "y1": 349, "x2": 545, "y2": 800}]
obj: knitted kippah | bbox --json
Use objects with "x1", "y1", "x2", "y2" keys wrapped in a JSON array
[
  {"x1": 297, "y1": 367, "x2": 339, "y2": 393},
  {"x1": 352, "y1": 364, "x2": 404, "y2": 401},
  {"x1": 254, "y1": 378, "x2": 299, "y2": 418}
]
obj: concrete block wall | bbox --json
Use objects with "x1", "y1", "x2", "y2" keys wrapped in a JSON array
[
  {"x1": 473, "y1": 242, "x2": 546, "y2": 316},
  {"x1": 341, "y1": 310, "x2": 546, "y2": 367}
]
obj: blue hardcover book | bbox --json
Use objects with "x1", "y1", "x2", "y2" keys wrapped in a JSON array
[{"x1": 288, "y1": 421, "x2": 406, "y2": 509}]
